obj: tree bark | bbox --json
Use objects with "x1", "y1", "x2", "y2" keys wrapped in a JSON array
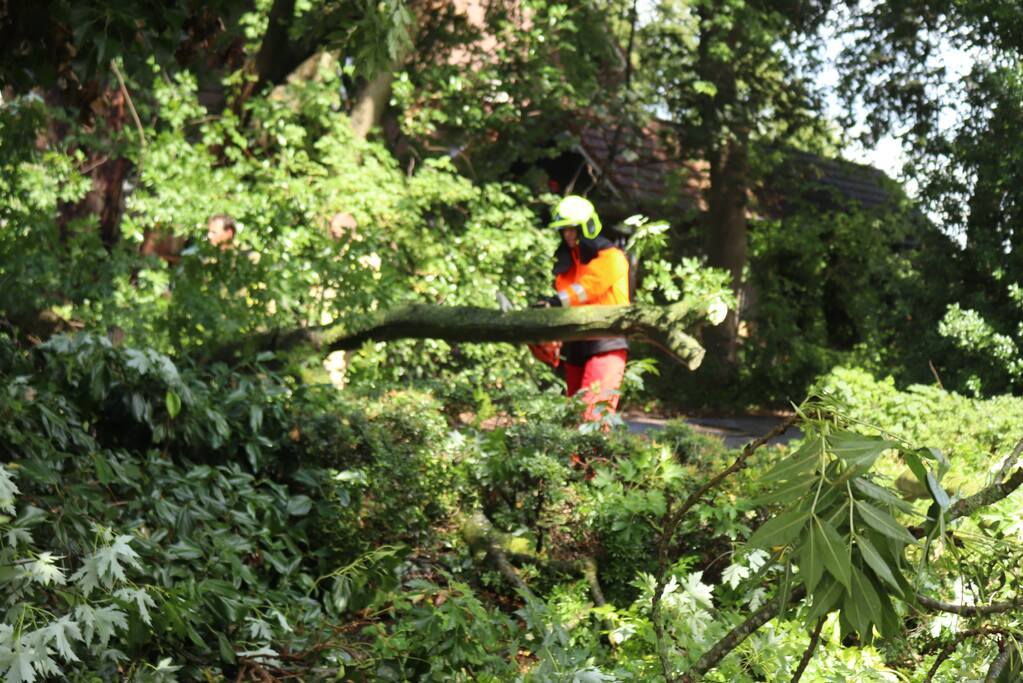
[
  {"x1": 209, "y1": 301, "x2": 711, "y2": 368},
  {"x1": 350, "y1": 70, "x2": 397, "y2": 140},
  {"x1": 52, "y1": 86, "x2": 133, "y2": 250},
  {"x1": 254, "y1": 0, "x2": 299, "y2": 87},
  {"x1": 704, "y1": 134, "x2": 750, "y2": 363}
]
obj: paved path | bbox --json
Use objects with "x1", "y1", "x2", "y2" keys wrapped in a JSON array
[{"x1": 627, "y1": 415, "x2": 803, "y2": 450}]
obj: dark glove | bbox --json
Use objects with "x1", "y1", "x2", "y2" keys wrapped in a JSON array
[{"x1": 530, "y1": 294, "x2": 561, "y2": 308}]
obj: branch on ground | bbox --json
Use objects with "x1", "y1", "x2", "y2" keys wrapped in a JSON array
[{"x1": 459, "y1": 510, "x2": 537, "y2": 601}]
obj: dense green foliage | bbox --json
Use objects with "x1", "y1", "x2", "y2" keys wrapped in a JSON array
[
  {"x1": 3, "y1": 0, "x2": 1023, "y2": 680},
  {"x1": 4, "y1": 335, "x2": 1022, "y2": 681}
]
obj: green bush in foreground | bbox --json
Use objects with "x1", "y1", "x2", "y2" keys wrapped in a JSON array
[{"x1": 4, "y1": 334, "x2": 1023, "y2": 681}]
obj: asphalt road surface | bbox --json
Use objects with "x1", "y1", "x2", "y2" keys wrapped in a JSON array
[{"x1": 627, "y1": 415, "x2": 803, "y2": 450}]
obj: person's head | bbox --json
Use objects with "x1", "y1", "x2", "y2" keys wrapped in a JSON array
[
  {"x1": 549, "y1": 195, "x2": 602, "y2": 248},
  {"x1": 207, "y1": 214, "x2": 236, "y2": 250},
  {"x1": 328, "y1": 212, "x2": 358, "y2": 241}
]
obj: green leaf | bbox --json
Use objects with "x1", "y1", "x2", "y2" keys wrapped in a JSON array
[
  {"x1": 750, "y1": 473, "x2": 816, "y2": 506},
  {"x1": 130, "y1": 393, "x2": 145, "y2": 422},
  {"x1": 761, "y1": 437, "x2": 822, "y2": 483},
  {"x1": 855, "y1": 500, "x2": 918, "y2": 545},
  {"x1": 747, "y1": 508, "x2": 810, "y2": 550},
  {"x1": 217, "y1": 632, "x2": 236, "y2": 663},
  {"x1": 165, "y1": 390, "x2": 182, "y2": 419},
  {"x1": 46, "y1": 615, "x2": 82, "y2": 663},
  {"x1": 287, "y1": 495, "x2": 313, "y2": 516},
  {"x1": 852, "y1": 477, "x2": 916, "y2": 513},
  {"x1": 798, "y1": 526, "x2": 824, "y2": 593},
  {"x1": 854, "y1": 533, "x2": 902, "y2": 595},
  {"x1": 693, "y1": 80, "x2": 718, "y2": 97},
  {"x1": 828, "y1": 432, "x2": 895, "y2": 470},
  {"x1": 75, "y1": 603, "x2": 128, "y2": 647},
  {"x1": 877, "y1": 591, "x2": 901, "y2": 639},
  {"x1": 902, "y1": 449, "x2": 928, "y2": 486},
  {"x1": 249, "y1": 405, "x2": 263, "y2": 433},
  {"x1": 844, "y1": 565, "x2": 882, "y2": 640},
  {"x1": 805, "y1": 575, "x2": 844, "y2": 623},
  {"x1": 925, "y1": 471, "x2": 951, "y2": 510},
  {"x1": 814, "y1": 516, "x2": 851, "y2": 590}
]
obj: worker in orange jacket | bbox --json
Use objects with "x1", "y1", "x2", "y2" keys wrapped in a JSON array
[{"x1": 533, "y1": 195, "x2": 630, "y2": 423}]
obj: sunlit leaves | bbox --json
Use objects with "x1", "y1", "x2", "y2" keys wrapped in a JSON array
[
  {"x1": 21, "y1": 553, "x2": 65, "y2": 588},
  {"x1": 0, "y1": 468, "x2": 17, "y2": 515}
]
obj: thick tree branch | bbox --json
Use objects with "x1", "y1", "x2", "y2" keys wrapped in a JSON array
[
  {"x1": 459, "y1": 510, "x2": 536, "y2": 601},
  {"x1": 916, "y1": 594, "x2": 1022, "y2": 617},
  {"x1": 209, "y1": 301, "x2": 710, "y2": 368},
  {"x1": 984, "y1": 643, "x2": 1016, "y2": 683},
  {"x1": 946, "y1": 447, "x2": 1023, "y2": 526}
]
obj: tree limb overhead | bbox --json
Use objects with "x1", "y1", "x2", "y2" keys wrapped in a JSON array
[{"x1": 212, "y1": 301, "x2": 710, "y2": 368}]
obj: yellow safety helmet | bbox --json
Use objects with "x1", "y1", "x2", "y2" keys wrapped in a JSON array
[{"x1": 549, "y1": 195, "x2": 603, "y2": 240}]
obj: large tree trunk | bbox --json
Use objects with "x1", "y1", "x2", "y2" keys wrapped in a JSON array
[
  {"x1": 52, "y1": 87, "x2": 132, "y2": 250},
  {"x1": 704, "y1": 134, "x2": 749, "y2": 363},
  {"x1": 349, "y1": 70, "x2": 397, "y2": 140},
  {"x1": 210, "y1": 301, "x2": 713, "y2": 368},
  {"x1": 348, "y1": 1, "x2": 420, "y2": 140}
]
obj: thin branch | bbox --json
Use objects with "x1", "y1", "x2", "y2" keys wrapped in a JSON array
[
  {"x1": 652, "y1": 496, "x2": 677, "y2": 681},
  {"x1": 661, "y1": 424, "x2": 1018, "y2": 682},
  {"x1": 949, "y1": 465, "x2": 1023, "y2": 522},
  {"x1": 664, "y1": 415, "x2": 798, "y2": 541},
  {"x1": 910, "y1": 438, "x2": 1023, "y2": 538},
  {"x1": 917, "y1": 594, "x2": 1022, "y2": 617},
  {"x1": 111, "y1": 60, "x2": 146, "y2": 148},
  {"x1": 592, "y1": 0, "x2": 639, "y2": 192},
  {"x1": 650, "y1": 417, "x2": 798, "y2": 681},
  {"x1": 928, "y1": 360, "x2": 944, "y2": 389},
  {"x1": 678, "y1": 586, "x2": 807, "y2": 682},
  {"x1": 923, "y1": 627, "x2": 1014, "y2": 683},
  {"x1": 791, "y1": 618, "x2": 825, "y2": 683}
]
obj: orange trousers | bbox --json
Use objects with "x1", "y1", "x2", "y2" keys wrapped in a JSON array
[{"x1": 565, "y1": 350, "x2": 627, "y2": 422}]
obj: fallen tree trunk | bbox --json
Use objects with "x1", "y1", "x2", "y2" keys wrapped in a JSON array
[{"x1": 216, "y1": 301, "x2": 709, "y2": 369}]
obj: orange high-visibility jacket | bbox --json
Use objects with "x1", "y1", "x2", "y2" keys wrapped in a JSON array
[
  {"x1": 554, "y1": 244, "x2": 630, "y2": 364},
  {"x1": 554, "y1": 246, "x2": 631, "y2": 307}
]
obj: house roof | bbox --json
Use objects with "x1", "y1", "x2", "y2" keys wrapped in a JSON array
[
  {"x1": 782, "y1": 150, "x2": 895, "y2": 211},
  {"x1": 574, "y1": 122, "x2": 896, "y2": 214}
]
